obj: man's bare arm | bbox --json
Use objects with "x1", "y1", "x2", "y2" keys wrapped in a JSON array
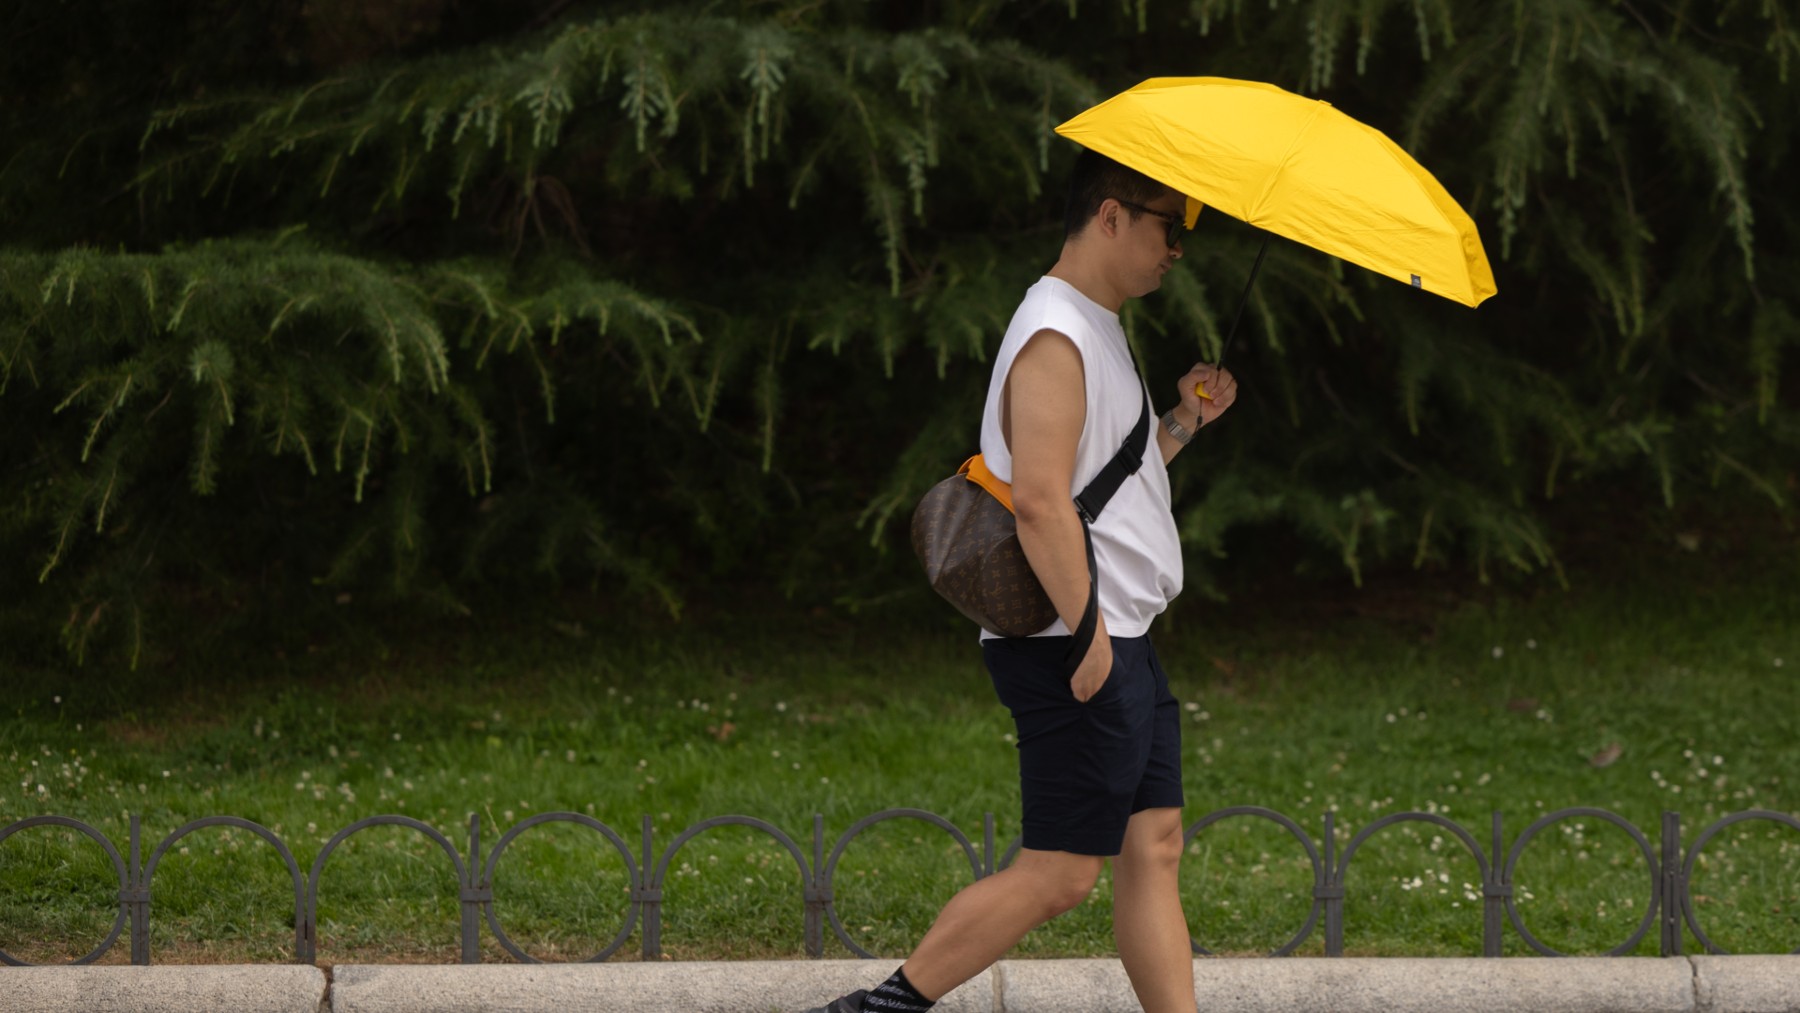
[{"x1": 1007, "y1": 329, "x2": 1112, "y2": 700}]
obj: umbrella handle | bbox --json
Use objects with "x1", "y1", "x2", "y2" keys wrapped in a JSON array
[{"x1": 1197, "y1": 234, "x2": 1271, "y2": 400}]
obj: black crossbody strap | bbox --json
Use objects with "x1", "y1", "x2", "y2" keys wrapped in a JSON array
[{"x1": 1072, "y1": 386, "x2": 1153, "y2": 524}]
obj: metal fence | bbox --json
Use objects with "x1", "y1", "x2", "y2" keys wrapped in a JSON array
[{"x1": 2, "y1": 806, "x2": 1796, "y2": 966}]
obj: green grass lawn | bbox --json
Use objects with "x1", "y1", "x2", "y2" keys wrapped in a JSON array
[{"x1": 2, "y1": 542, "x2": 1797, "y2": 965}]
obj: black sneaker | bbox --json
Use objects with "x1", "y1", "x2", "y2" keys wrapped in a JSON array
[{"x1": 803, "y1": 990, "x2": 866, "y2": 1013}]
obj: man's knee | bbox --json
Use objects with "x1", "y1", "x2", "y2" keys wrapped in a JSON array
[
  {"x1": 1044, "y1": 863, "x2": 1103, "y2": 916},
  {"x1": 1021, "y1": 853, "x2": 1105, "y2": 916},
  {"x1": 1121, "y1": 810, "x2": 1186, "y2": 873}
]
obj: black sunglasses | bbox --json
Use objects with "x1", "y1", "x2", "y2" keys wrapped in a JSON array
[{"x1": 1115, "y1": 199, "x2": 1187, "y2": 249}]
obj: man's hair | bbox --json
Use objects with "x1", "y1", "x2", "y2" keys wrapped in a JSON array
[{"x1": 1063, "y1": 148, "x2": 1175, "y2": 240}]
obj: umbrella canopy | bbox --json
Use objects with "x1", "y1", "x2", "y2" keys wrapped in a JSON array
[{"x1": 1055, "y1": 76, "x2": 1497, "y2": 308}]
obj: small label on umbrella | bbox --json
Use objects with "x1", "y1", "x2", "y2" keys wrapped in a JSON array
[{"x1": 1410, "y1": 274, "x2": 1422, "y2": 288}]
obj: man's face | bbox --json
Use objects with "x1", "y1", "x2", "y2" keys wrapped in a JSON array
[{"x1": 1110, "y1": 194, "x2": 1186, "y2": 297}]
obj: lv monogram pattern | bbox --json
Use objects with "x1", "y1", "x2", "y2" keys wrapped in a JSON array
[{"x1": 911, "y1": 474, "x2": 1059, "y2": 637}]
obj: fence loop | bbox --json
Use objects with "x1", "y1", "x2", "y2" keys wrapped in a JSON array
[
  {"x1": 304, "y1": 815, "x2": 468, "y2": 964},
  {"x1": 1183, "y1": 806, "x2": 1324, "y2": 958},
  {"x1": 1503, "y1": 807, "x2": 1659, "y2": 957},
  {"x1": 0, "y1": 815, "x2": 131, "y2": 967},
  {"x1": 478, "y1": 812, "x2": 640, "y2": 964},
  {"x1": 821, "y1": 808, "x2": 984, "y2": 959},
  {"x1": 646, "y1": 815, "x2": 812, "y2": 959},
  {"x1": 1679, "y1": 809, "x2": 1800, "y2": 956},
  {"x1": 141, "y1": 815, "x2": 308, "y2": 965}
]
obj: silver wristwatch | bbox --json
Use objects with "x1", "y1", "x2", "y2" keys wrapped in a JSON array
[{"x1": 1160, "y1": 409, "x2": 1195, "y2": 446}]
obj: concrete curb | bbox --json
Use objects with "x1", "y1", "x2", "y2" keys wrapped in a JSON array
[
  {"x1": 6, "y1": 964, "x2": 327, "y2": 1013},
  {"x1": 4, "y1": 957, "x2": 1797, "y2": 1012},
  {"x1": 1692, "y1": 956, "x2": 1800, "y2": 1013}
]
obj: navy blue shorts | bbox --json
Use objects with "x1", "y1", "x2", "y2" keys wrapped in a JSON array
[{"x1": 983, "y1": 634, "x2": 1184, "y2": 856}]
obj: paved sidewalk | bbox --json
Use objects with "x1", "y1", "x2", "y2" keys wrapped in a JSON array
[{"x1": 6, "y1": 956, "x2": 1799, "y2": 1012}]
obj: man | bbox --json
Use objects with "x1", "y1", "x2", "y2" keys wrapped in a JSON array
[{"x1": 807, "y1": 150, "x2": 1238, "y2": 1013}]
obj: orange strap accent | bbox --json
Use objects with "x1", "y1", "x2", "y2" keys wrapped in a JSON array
[{"x1": 958, "y1": 454, "x2": 1015, "y2": 514}]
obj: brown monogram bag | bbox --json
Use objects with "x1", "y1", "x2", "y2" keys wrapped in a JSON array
[
  {"x1": 910, "y1": 456, "x2": 1059, "y2": 637},
  {"x1": 910, "y1": 389, "x2": 1152, "y2": 652}
]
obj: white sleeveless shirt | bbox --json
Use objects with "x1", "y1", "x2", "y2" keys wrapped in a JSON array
[{"x1": 977, "y1": 276, "x2": 1183, "y2": 639}]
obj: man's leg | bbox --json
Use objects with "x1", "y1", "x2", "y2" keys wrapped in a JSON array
[
  {"x1": 1112, "y1": 806, "x2": 1195, "y2": 1013},
  {"x1": 899, "y1": 847, "x2": 1104, "y2": 1000},
  {"x1": 806, "y1": 636, "x2": 1121, "y2": 1011}
]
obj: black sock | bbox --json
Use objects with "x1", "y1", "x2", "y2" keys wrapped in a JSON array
[{"x1": 862, "y1": 966, "x2": 934, "y2": 1011}]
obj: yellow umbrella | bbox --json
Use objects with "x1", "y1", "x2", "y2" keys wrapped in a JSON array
[{"x1": 1056, "y1": 75, "x2": 1496, "y2": 344}]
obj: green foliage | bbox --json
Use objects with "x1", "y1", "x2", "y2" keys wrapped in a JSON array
[
  {"x1": 2, "y1": 0, "x2": 1796, "y2": 662},
  {"x1": 0, "y1": 239, "x2": 699, "y2": 660}
]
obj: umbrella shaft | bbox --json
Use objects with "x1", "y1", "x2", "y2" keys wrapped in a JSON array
[{"x1": 1219, "y1": 235, "x2": 1271, "y2": 366}]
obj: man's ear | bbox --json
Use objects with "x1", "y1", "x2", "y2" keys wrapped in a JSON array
[{"x1": 1096, "y1": 198, "x2": 1121, "y2": 238}]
